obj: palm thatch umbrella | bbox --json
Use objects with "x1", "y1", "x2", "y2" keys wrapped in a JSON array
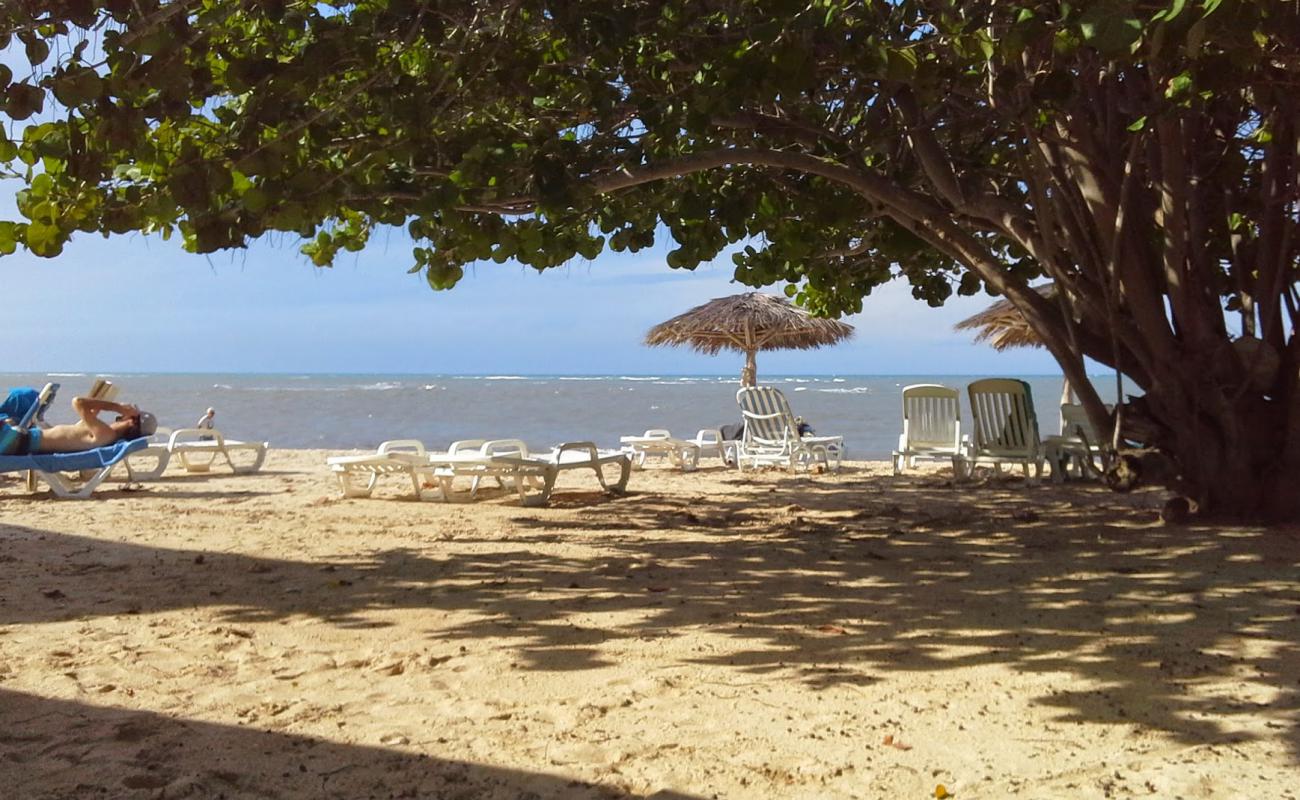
[
  {"x1": 955, "y1": 283, "x2": 1080, "y2": 404},
  {"x1": 645, "y1": 292, "x2": 854, "y2": 386},
  {"x1": 952, "y1": 282, "x2": 1056, "y2": 351}
]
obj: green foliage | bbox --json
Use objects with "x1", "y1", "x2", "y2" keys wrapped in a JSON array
[{"x1": 0, "y1": 0, "x2": 1292, "y2": 321}]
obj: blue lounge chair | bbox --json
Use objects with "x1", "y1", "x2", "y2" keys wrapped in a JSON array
[{"x1": 0, "y1": 438, "x2": 148, "y2": 499}]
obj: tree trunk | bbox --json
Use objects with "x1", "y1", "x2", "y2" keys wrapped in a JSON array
[{"x1": 1117, "y1": 366, "x2": 1300, "y2": 521}]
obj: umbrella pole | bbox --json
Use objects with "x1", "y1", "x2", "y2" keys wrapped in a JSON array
[{"x1": 741, "y1": 321, "x2": 757, "y2": 386}]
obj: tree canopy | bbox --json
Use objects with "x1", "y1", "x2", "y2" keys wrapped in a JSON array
[{"x1": 2, "y1": 0, "x2": 1298, "y2": 517}]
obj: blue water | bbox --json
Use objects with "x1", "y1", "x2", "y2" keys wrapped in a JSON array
[{"x1": 1, "y1": 373, "x2": 1118, "y2": 459}]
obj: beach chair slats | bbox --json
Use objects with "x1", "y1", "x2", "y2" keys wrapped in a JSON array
[
  {"x1": 892, "y1": 384, "x2": 962, "y2": 474},
  {"x1": 735, "y1": 386, "x2": 842, "y2": 472},
  {"x1": 957, "y1": 378, "x2": 1044, "y2": 484}
]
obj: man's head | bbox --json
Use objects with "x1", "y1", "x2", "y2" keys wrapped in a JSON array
[{"x1": 114, "y1": 410, "x2": 158, "y2": 439}]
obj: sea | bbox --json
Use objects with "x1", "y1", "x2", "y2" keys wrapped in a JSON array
[{"x1": 1, "y1": 372, "x2": 1115, "y2": 459}]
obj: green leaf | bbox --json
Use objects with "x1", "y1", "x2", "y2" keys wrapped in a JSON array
[
  {"x1": 4, "y1": 83, "x2": 45, "y2": 121},
  {"x1": 25, "y1": 38, "x2": 50, "y2": 65},
  {"x1": 1079, "y1": 2, "x2": 1144, "y2": 56},
  {"x1": 1126, "y1": 116, "x2": 1148, "y2": 131},
  {"x1": 885, "y1": 48, "x2": 917, "y2": 80},
  {"x1": 25, "y1": 220, "x2": 63, "y2": 256},
  {"x1": 1165, "y1": 72, "x2": 1192, "y2": 99},
  {"x1": 0, "y1": 221, "x2": 16, "y2": 255},
  {"x1": 1152, "y1": 0, "x2": 1187, "y2": 22}
]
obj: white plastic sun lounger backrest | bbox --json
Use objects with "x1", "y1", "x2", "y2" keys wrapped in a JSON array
[
  {"x1": 1059, "y1": 403, "x2": 1103, "y2": 441},
  {"x1": 903, "y1": 384, "x2": 961, "y2": 449},
  {"x1": 955, "y1": 378, "x2": 1044, "y2": 484},
  {"x1": 968, "y1": 379, "x2": 1040, "y2": 457},
  {"x1": 736, "y1": 386, "x2": 797, "y2": 447},
  {"x1": 892, "y1": 383, "x2": 962, "y2": 474},
  {"x1": 735, "y1": 386, "x2": 842, "y2": 471}
]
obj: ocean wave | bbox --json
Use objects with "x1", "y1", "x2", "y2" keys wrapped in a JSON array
[
  {"x1": 832, "y1": 378, "x2": 846, "y2": 383},
  {"x1": 558, "y1": 376, "x2": 606, "y2": 381},
  {"x1": 481, "y1": 375, "x2": 529, "y2": 381},
  {"x1": 794, "y1": 387, "x2": 808, "y2": 391},
  {"x1": 47, "y1": 372, "x2": 86, "y2": 377},
  {"x1": 817, "y1": 387, "x2": 872, "y2": 394},
  {"x1": 212, "y1": 383, "x2": 233, "y2": 390},
  {"x1": 618, "y1": 376, "x2": 661, "y2": 381}
]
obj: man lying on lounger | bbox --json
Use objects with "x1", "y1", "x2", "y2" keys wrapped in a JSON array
[{"x1": 1, "y1": 396, "x2": 157, "y2": 455}]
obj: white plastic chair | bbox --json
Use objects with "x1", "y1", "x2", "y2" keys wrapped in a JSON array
[
  {"x1": 892, "y1": 384, "x2": 963, "y2": 475},
  {"x1": 619, "y1": 429, "x2": 701, "y2": 470},
  {"x1": 735, "y1": 386, "x2": 843, "y2": 472},
  {"x1": 127, "y1": 427, "x2": 269, "y2": 480},
  {"x1": 432, "y1": 440, "x2": 631, "y2": 507},
  {"x1": 1044, "y1": 402, "x2": 1111, "y2": 482},
  {"x1": 326, "y1": 439, "x2": 485, "y2": 499},
  {"x1": 955, "y1": 378, "x2": 1044, "y2": 484}
]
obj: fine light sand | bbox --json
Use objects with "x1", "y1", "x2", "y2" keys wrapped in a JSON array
[{"x1": 2, "y1": 450, "x2": 1298, "y2": 799}]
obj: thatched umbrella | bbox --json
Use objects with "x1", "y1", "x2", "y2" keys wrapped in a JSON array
[
  {"x1": 955, "y1": 283, "x2": 1081, "y2": 405},
  {"x1": 645, "y1": 292, "x2": 854, "y2": 386},
  {"x1": 952, "y1": 282, "x2": 1056, "y2": 351}
]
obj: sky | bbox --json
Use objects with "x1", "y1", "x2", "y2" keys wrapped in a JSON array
[{"x1": 1, "y1": 221, "x2": 1065, "y2": 376}]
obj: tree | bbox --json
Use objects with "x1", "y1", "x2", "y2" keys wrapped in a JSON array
[{"x1": 2, "y1": 1, "x2": 1297, "y2": 518}]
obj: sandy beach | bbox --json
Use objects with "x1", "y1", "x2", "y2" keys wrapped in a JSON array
[{"x1": 2, "y1": 450, "x2": 1298, "y2": 798}]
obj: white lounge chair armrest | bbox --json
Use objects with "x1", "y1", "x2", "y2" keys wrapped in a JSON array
[
  {"x1": 448, "y1": 439, "x2": 487, "y2": 454},
  {"x1": 643, "y1": 429, "x2": 672, "y2": 439},
  {"x1": 693, "y1": 429, "x2": 723, "y2": 445},
  {"x1": 378, "y1": 439, "x2": 426, "y2": 456}
]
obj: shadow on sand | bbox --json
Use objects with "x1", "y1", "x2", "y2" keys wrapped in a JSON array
[
  {"x1": 1, "y1": 689, "x2": 701, "y2": 799},
  {"x1": 3, "y1": 467, "x2": 1298, "y2": 772}
]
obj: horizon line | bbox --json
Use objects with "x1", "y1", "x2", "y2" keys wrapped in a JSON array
[{"x1": 6, "y1": 370, "x2": 1075, "y2": 378}]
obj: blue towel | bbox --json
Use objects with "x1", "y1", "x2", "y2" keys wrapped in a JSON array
[
  {"x1": 0, "y1": 387, "x2": 39, "y2": 421},
  {"x1": 0, "y1": 437, "x2": 148, "y2": 474}
]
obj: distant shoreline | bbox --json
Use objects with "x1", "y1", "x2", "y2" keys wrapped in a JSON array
[{"x1": 9, "y1": 370, "x2": 1076, "y2": 379}]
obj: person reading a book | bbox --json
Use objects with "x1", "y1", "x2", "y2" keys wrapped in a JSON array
[{"x1": 1, "y1": 395, "x2": 156, "y2": 455}]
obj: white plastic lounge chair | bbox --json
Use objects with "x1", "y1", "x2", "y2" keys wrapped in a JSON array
[
  {"x1": 892, "y1": 384, "x2": 963, "y2": 475},
  {"x1": 432, "y1": 440, "x2": 631, "y2": 507},
  {"x1": 619, "y1": 430, "x2": 701, "y2": 470},
  {"x1": 1, "y1": 438, "x2": 147, "y2": 499},
  {"x1": 735, "y1": 386, "x2": 843, "y2": 472},
  {"x1": 687, "y1": 428, "x2": 736, "y2": 466},
  {"x1": 126, "y1": 427, "x2": 269, "y2": 480},
  {"x1": 1043, "y1": 402, "x2": 1111, "y2": 483},
  {"x1": 956, "y1": 378, "x2": 1044, "y2": 484},
  {"x1": 326, "y1": 439, "x2": 486, "y2": 499}
]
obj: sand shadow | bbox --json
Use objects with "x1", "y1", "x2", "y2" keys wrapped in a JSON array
[
  {"x1": 3, "y1": 469, "x2": 1298, "y2": 764},
  {"x1": 0, "y1": 689, "x2": 701, "y2": 799}
]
